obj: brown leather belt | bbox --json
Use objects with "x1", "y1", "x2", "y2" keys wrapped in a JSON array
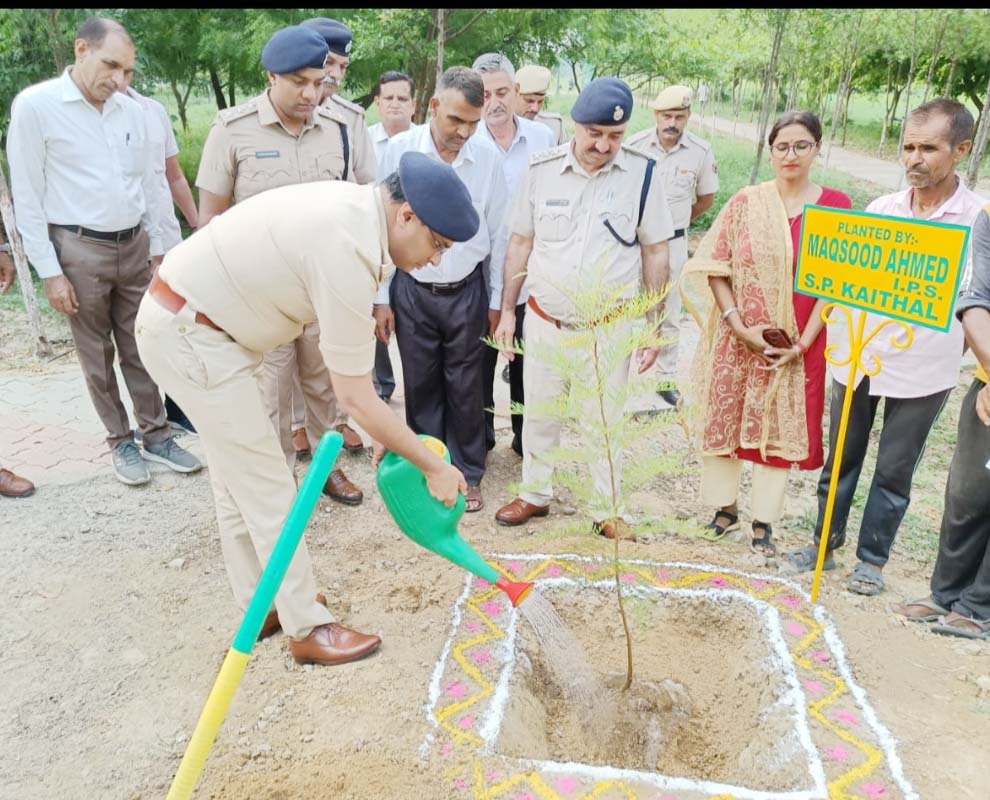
[
  {"x1": 148, "y1": 273, "x2": 224, "y2": 332},
  {"x1": 527, "y1": 295, "x2": 629, "y2": 330},
  {"x1": 527, "y1": 296, "x2": 565, "y2": 329}
]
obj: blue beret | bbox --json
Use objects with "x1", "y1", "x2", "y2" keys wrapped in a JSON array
[
  {"x1": 570, "y1": 77, "x2": 634, "y2": 126},
  {"x1": 397, "y1": 152, "x2": 479, "y2": 243},
  {"x1": 261, "y1": 26, "x2": 328, "y2": 74},
  {"x1": 301, "y1": 17, "x2": 353, "y2": 57}
]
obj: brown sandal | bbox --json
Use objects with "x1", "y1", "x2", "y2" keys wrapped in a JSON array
[{"x1": 465, "y1": 484, "x2": 484, "y2": 513}]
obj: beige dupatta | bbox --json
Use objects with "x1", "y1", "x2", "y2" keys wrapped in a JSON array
[{"x1": 679, "y1": 180, "x2": 809, "y2": 462}]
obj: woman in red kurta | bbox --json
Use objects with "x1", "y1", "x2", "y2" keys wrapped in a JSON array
[{"x1": 682, "y1": 110, "x2": 851, "y2": 556}]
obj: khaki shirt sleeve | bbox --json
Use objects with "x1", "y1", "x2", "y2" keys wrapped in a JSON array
[
  {"x1": 509, "y1": 165, "x2": 536, "y2": 238},
  {"x1": 351, "y1": 126, "x2": 377, "y2": 185},
  {"x1": 195, "y1": 120, "x2": 237, "y2": 198},
  {"x1": 637, "y1": 164, "x2": 675, "y2": 245},
  {"x1": 309, "y1": 253, "x2": 378, "y2": 376},
  {"x1": 696, "y1": 146, "x2": 719, "y2": 196}
]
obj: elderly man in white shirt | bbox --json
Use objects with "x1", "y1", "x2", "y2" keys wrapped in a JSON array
[
  {"x1": 373, "y1": 66, "x2": 509, "y2": 512},
  {"x1": 367, "y1": 69, "x2": 419, "y2": 404},
  {"x1": 783, "y1": 98, "x2": 985, "y2": 596},
  {"x1": 471, "y1": 52, "x2": 556, "y2": 457},
  {"x1": 6, "y1": 16, "x2": 200, "y2": 486}
]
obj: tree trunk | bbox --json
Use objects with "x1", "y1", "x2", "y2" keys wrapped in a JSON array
[
  {"x1": 921, "y1": 12, "x2": 947, "y2": 104},
  {"x1": 169, "y1": 78, "x2": 189, "y2": 131},
  {"x1": 965, "y1": 71, "x2": 990, "y2": 189},
  {"x1": 227, "y1": 66, "x2": 236, "y2": 108},
  {"x1": 434, "y1": 8, "x2": 447, "y2": 88},
  {"x1": 944, "y1": 56, "x2": 957, "y2": 96},
  {"x1": 209, "y1": 67, "x2": 227, "y2": 110},
  {"x1": 46, "y1": 9, "x2": 68, "y2": 73},
  {"x1": 570, "y1": 60, "x2": 582, "y2": 94},
  {"x1": 0, "y1": 162, "x2": 53, "y2": 358},
  {"x1": 878, "y1": 61, "x2": 904, "y2": 158},
  {"x1": 824, "y1": 57, "x2": 856, "y2": 175},
  {"x1": 895, "y1": 20, "x2": 919, "y2": 190},
  {"x1": 750, "y1": 11, "x2": 789, "y2": 185}
]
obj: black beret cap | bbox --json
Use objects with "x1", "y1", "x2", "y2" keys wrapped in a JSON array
[
  {"x1": 261, "y1": 26, "x2": 329, "y2": 74},
  {"x1": 397, "y1": 152, "x2": 479, "y2": 243},
  {"x1": 300, "y1": 17, "x2": 353, "y2": 57},
  {"x1": 570, "y1": 77, "x2": 634, "y2": 126}
]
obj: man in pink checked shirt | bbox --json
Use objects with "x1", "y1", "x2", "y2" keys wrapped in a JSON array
[{"x1": 783, "y1": 98, "x2": 985, "y2": 596}]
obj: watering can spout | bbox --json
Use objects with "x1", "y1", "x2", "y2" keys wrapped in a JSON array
[{"x1": 377, "y1": 436, "x2": 534, "y2": 605}]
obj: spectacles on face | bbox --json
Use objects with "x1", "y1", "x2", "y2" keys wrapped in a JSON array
[
  {"x1": 770, "y1": 140, "x2": 816, "y2": 158},
  {"x1": 428, "y1": 229, "x2": 452, "y2": 258}
]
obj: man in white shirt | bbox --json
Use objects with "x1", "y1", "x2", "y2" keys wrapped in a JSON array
[
  {"x1": 368, "y1": 70, "x2": 418, "y2": 404},
  {"x1": 373, "y1": 66, "x2": 509, "y2": 512},
  {"x1": 472, "y1": 52, "x2": 556, "y2": 457},
  {"x1": 783, "y1": 99, "x2": 985, "y2": 595},
  {"x1": 120, "y1": 78, "x2": 200, "y2": 436},
  {"x1": 6, "y1": 16, "x2": 200, "y2": 486}
]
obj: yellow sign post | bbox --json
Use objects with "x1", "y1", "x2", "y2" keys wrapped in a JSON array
[{"x1": 796, "y1": 205, "x2": 970, "y2": 602}]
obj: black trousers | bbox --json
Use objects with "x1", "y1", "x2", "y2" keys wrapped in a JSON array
[
  {"x1": 372, "y1": 340, "x2": 396, "y2": 401},
  {"x1": 931, "y1": 380, "x2": 990, "y2": 620},
  {"x1": 813, "y1": 376, "x2": 950, "y2": 567},
  {"x1": 393, "y1": 267, "x2": 487, "y2": 485},
  {"x1": 483, "y1": 301, "x2": 526, "y2": 450}
]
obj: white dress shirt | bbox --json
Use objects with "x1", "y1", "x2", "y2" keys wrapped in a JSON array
[
  {"x1": 6, "y1": 68, "x2": 163, "y2": 278},
  {"x1": 127, "y1": 87, "x2": 183, "y2": 252},
  {"x1": 368, "y1": 120, "x2": 420, "y2": 167},
  {"x1": 475, "y1": 114, "x2": 556, "y2": 304},
  {"x1": 829, "y1": 177, "x2": 986, "y2": 398},
  {"x1": 375, "y1": 122, "x2": 509, "y2": 310}
]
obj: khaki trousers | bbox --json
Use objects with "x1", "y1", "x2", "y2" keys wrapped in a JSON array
[
  {"x1": 260, "y1": 321, "x2": 345, "y2": 465},
  {"x1": 700, "y1": 455, "x2": 789, "y2": 524},
  {"x1": 520, "y1": 311, "x2": 631, "y2": 521},
  {"x1": 290, "y1": 368, "x2": 305, "y2": 431},
  {"x1": 656, "y1": 234, "x2": 689, "y2": 378},
  {"x1": 51, "y1": 226, "x2": 169, "y2": 448},
  {"x1": 135, "y1": 297, "x2": 333, "y2": 638}
]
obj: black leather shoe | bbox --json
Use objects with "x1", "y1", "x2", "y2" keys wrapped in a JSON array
[{"x1": 657, "y1": 387, "x2": 681, "y2": 407}]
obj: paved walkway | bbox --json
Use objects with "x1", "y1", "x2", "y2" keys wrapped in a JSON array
[{"x1": 689, "y1": 114, "x2": 990, "y2": 199}]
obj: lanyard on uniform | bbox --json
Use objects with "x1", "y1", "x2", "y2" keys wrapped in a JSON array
[{"x1": 603, "y1": 157, "x2": 655, "y2": 248}]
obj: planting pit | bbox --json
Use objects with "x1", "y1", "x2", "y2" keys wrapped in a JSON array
[
  {"x1": 494, "y1": 589, "x2": 812, "y2": 793},
  {"x1": 424, "y1": 555, "x2": 920, "y2": 800}
]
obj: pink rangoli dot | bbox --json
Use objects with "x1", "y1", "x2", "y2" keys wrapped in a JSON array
[
  {"x1": 485, "y1": 771, "x2": 499, "y2": 783},
  {"x1": 620, "y1": 572, "x2": 637, "y2": 583},
  {"x1": 658, "y1": 795, "x2": 682, "y2": 800},
  {"x1": 514, "y1": 794, "x2": 535, "y2": 800},
  {"x1": 780, "y1": 594, "x2": 801, "y2": 608},
  {"x1": 458, "y1": 715, "x2": 475, "y2": 729},
  {"x1": 440, "y1": 742, "x2": 453, "y2": 757},
  {"x1": 545, "y1": 563, "x2": 563, "y2": 577},
  {"x1": 812, "y1": 650, "x2": 830, "y2": 663},
  {"x1": 803, "y1": 679, "x2": 824, "y2": 695},
  {"x1": 750, "y1": 579, "x2": 768, "y2": 590},
  {"x1": 785, "y1": 621, "x2": 805, "y2": 636},
  {"x1": 655, "y1": 568, "x2": 673, "y2": 580},
  {"x1": 860, "y1": 782, "x2": 887, "y2": 799},
  {"x1": 710, "y1": 576, "x2": 728, "y2": 587},
  {"x1": 834, "y1": 709, "x2": 859, "y2": 725},
  {"x1": 554, "y1": 776, "x2": 580, "y2": 795},
  {"x1": 474, "y1": 577, "x2": 490, "y2": 589},
  {"x1": 471, "y1": 649, "x2": 492, "y2": 665},
  {"x1": 481, "y1": 600, "x2": 502, "y2": 616},
  {"x1": 465, "y1": 620, "x2": 482, "y2": 632},
  {"x1": 453, "y1": 777, "x2": 467, "y2": 791},
  {"x1": 825, "y1": 745, "x2": 850, "y2": 761},
  {"x1": 446, "y1": 682, "x2": 468, "y2": 698},
  {"x1": 584, "y1": 562, "x2": 598, "y2": 572},
  {"x1": 507, "y1": 560, "x2": 524, "y2": 573}
]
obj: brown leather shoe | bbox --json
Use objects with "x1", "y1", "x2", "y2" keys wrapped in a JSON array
[
  {"x1": 289, "y1": 622, "x2": 381, "y2": 666},
  {"x1": 322, "y1": 468, "x2": 363, "y2": 505},
  {"x1": 292, "y1": 428, "x2": 310, "y2": 457},
  {"x1": 259, "y1": 593, "x2": 328, "y2": 641},
  {"x1": 593, "y1": 518, "x2": 638, "y2": 542},
  {"x1": 0, "y1": 468, "x2": 35, "y2": 498},
  {"x1": 495, "y1": 497, "x2": 550, "y2": 527},
  {"x1": 335, "y1": 423, "x2": 364, "y2": 452}
]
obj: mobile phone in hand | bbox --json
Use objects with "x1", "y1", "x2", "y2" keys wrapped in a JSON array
[{"x1": 762, "y1": 327, "x2": 793, "y2": 350}]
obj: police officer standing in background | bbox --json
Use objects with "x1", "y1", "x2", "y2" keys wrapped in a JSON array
[
  {"x1": 194, "y1": 25, "x2": 363, "y2": 505},
  {"x1": 627, "y1": 85, "x2": 719, "y2": 407},
  {"x1": 494, "y1": 78, "x2": 673, "y2": 540},
  {"x1": 513, "y1": 64, "x2": 567, "y2": 145}
]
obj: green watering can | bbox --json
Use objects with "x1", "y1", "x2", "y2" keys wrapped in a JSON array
[{"x1": 377, "y1": 435, "x2": 533, "y2": 607}]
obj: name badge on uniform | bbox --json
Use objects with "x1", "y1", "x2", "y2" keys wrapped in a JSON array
[
  {"x1": 545, "y1": 198, "x2": 569, "y2": 207},
  {"x1": 255, "y1": 150, "x2": 281, "y2": 159}
]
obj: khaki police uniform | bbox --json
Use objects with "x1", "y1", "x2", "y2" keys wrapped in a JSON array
[
  {"x1": 626, "y1": 126, "x2": 718, "y2": 376},
  {"x1": 325, "y1": 93, "x2": 377, "y2": 184},
  {"x1": 135, "y1": 182, "x2": 390, "y2": 638},
  {"x1": 534, "y1": 110, "x2": 567, "y2": 145},
  {"x1": 511, "y1": 143, "x2": 674, "y2": 518},
  {"x1": 196, "y1": 90, "x2": 354, "y2": 463}
]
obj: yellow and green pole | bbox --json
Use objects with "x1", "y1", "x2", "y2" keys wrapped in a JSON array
[{"x1": 166, "y1": 431, "x2": 343, "y2": 800}]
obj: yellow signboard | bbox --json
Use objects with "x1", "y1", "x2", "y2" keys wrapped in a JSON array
[{"x1": 795, "y1": 205, "x2": 970, "y2": 332}]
